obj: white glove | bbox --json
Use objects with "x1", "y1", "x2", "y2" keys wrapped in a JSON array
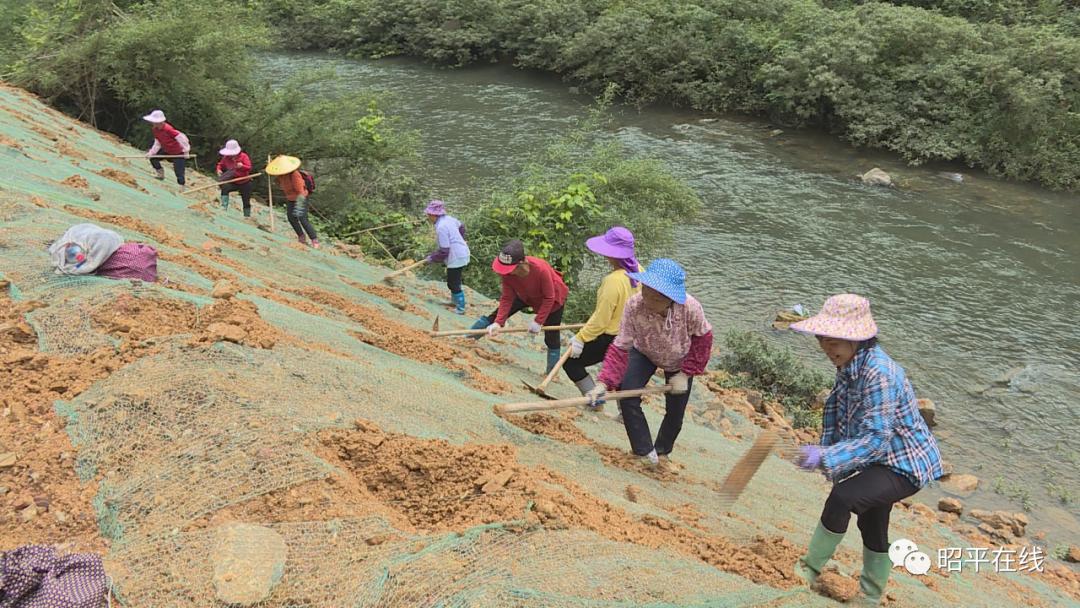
[
  {"x1": 528, "y1": 320, "x2": 542, "y2": 334},
  {"x1": 569, "y1": 336, "x2": 584, "y2": 358},
  {"x1": 585, "y1": 384, "x2": 607, "y2": 407},
  {"x1": 669, "y1": 372, "x2": 690, "y2": 395},
  {"x1": 486, "y1": 322, "x2": 502, "y2": 337}
]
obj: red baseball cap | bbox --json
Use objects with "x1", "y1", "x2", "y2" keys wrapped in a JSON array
[{"x1": 491, "y1": 239, "x2": 525, "y2": 275}]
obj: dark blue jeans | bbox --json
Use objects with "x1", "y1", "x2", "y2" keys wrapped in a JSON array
[
  {"x1": 150, "y1": 156, "x2": 186, "y2": 185},
  {"x1": 286, "y1": 197, "x2": 317, "y2": 240},
  {"x1": 618, "y1": 348, "x2": 693, "y2": 456}
]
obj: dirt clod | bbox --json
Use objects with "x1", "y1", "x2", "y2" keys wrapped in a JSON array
[{"x1": 813, "y1": 568, "x2": 859, "y2": 602}]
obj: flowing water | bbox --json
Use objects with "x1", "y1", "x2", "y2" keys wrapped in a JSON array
[{"x1": 259, "y1": 53, "x2": 1080, "y2": 542}]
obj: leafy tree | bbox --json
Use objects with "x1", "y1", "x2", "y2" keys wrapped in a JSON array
[{"x1": 463, "y1": 90, "x2": 702, "y2": 320}]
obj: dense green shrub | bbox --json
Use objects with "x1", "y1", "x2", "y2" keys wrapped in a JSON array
[
  {"x1": 264, "y1": 0, "x2": 1080, "y2": 190},
  {"x1": 462, "y1": 93, "x2": 703, "y2": 321},
  {"x1": 720, "y1": 330, "x2": 832, "y2": 429}
]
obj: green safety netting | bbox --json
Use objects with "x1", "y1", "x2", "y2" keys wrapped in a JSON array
[{"x1": 1, "y1": 84, "x2": 1074, "y2": 608}]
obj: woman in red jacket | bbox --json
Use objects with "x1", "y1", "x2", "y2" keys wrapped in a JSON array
[
  {"x1": 472, "y1": 239, "x2": 568, "y2": 373},
  {"x1": 142, "y1": 110, "x2": 190, "y2": 189},
  {"x1": 216, "y1": 140, "x2": 253, "y2": 217}
]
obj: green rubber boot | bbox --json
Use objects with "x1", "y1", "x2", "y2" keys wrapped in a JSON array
[
  {"x1": 796, "y1": 521, "x2": 846, "y2": 585},
  {"x1": 858, "y1": 547, "x2": 892, "y2": 605},
  {"x1": 220, "y1": 193, "x2": 230, "y2": 210}
]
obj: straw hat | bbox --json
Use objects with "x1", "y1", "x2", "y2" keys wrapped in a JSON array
[
  {"x1": 142, "y1": 109, "x2": 166, "y2": 123},
  {"x1": 265, "y1": 155, "x2": 301, "y2": 176},
  {"x1": 789, "y1": 294, "x2": 878, "y2": 341},
  {"x1": 219, "y1": 140, "x2": 242, "y2": 156}
]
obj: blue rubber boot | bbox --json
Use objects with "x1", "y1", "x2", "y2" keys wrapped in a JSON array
[
  {"x1": 545, "y1": 347, "x2": 562, "y2": 374},
  {"x1": 469, "y1": 317, "x2": 490, "y2": 339},
  {"x1": 220, "y1": 193, "x2": 230, "y2": 210},
  {"x1": 452, "y1": 291, "x2": 466, "y2": 315}
]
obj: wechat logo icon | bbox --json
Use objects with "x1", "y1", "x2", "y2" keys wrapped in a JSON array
[{"x1": 889, "y1": 538, "x2": 931, "y2": 576}]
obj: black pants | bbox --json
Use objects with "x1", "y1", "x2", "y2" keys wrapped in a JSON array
[
  {"x1": 286, "y1": 199, "x2": 317, "y2": 240},
  {"x1": 150, "y1": 156, "x2": 186, "y2": 185},
  {"x1": 446, "y1": 266, "x2": 464, "y2": 295},
  {"x1": 220, "y1": 180, "x2": 253, "y2": 213},
  {"x1": 482, "y1": 298, "x2": 564, "y2": 350},
  {"x1": 618, "y1": 348, "x2": 692, "y2": 456},
  {"x1": 562, "y1": 333, "x2": 615, "y2": 382},
  {"x1": 820, "y1": 465, "x2": 919, "y2": 552}
]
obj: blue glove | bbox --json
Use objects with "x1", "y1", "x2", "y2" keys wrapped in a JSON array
[{"x1": 797, "y1": 445, "x2": 823, "y2": 471}]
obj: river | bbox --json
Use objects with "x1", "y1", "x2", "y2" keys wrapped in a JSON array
[{"x1": 258, "y1": 53, "x2": 1080, "y2": 542}]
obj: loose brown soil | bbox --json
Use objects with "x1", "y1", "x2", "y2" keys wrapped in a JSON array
[
  {"x1": 341, "y1": 278, "x2": 428, "y2": 318},
  {"x1": 301, "y1": 419, "x2": 801, "y2": 589},
  {"x1": 60, "y1": 175, "x2": 89, "y2": 190},
  {"x1": 96, "y1": 168, "x2": 147, "y2": 193},
  {"x1": 0, "y1": 282, "x2": 162, "y2": 554},
  {"x1": 500, "y1": 411, "x2": 686, "y2": 483},
  {"x1": 289, "y1": 286, "x2": 511, "y2": 394},
  {"x1": 813, "y1": 568, "x2": 860, "y2": 602},
  {"x1": 56, "y1": 142, "x2": 87, "y2": 160}
]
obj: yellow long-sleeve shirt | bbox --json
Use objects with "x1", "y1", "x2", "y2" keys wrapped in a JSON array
[{"x1": 576, "y1": 267, "x2": 640, "y2": 343}]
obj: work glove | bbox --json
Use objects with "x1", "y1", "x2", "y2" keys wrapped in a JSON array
[
  {"x1": 569, "y1": 336, "x2": 585, "y2": 358},
  {"x1": 528, "y1": 320, "x2": 543, "y2": 335},
  {"x1": 669, "y1": 372, "x2": 690, "y2": 395},
  {"x1": 486, "y1": 322, "x2": 502, "y2": 337},
  {"x1": 585, "y1": 384, "x2": 607, "y2": 408},
  {"x1": 797, "y1": 446, "x2": 823, "y2": 471}
]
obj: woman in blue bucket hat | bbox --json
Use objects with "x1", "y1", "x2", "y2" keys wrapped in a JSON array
[
  {"x1": 562, "y1": 227, "x2": 641, "y2": 399},
  {"x1": 590, "y1": 259, "x2": 713, "y2": 465}
]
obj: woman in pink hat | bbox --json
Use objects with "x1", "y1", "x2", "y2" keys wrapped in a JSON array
[
  {"x1": 562, "y1": 227, "x2": 642, "y2": 399},
  {"x1": 142, "y1": 109, "x2": 190, "y2": 189},
  {"x1": 421, "y1": 200, "x2": 470, "y2": 314},
  {"x1": 215, "y1": 140, "x2": 254, "y2": 217},
  {"x1": 788, "y1": 294, "x2": 943, "y2": 605}
]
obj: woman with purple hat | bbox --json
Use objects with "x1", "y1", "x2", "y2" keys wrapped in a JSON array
[
  {"x1": 422, "y1": 200, "x2": 470, "y2": 314},
  {"x1": 588, "y1": 259, "x2": 713, "y2": 465},
  {"x1": 787, "y1": 294, "x2": 942, "y2": 605},
  {"x1": 562, "y1": 227, "x2": 641, "y2": 399}
]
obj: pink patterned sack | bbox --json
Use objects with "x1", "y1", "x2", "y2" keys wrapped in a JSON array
[{"x1": 95, "y1": 242, "x2": 158, "y2": 282}]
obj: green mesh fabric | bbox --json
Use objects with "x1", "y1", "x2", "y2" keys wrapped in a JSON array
[{"x1": 1, "y1": 84, "x2": 1075, "y2": 608}]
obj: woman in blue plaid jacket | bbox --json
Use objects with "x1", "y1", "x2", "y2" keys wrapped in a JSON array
[{"x1": 788, "y1": 294, "x2": 943, "y2": 605}]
